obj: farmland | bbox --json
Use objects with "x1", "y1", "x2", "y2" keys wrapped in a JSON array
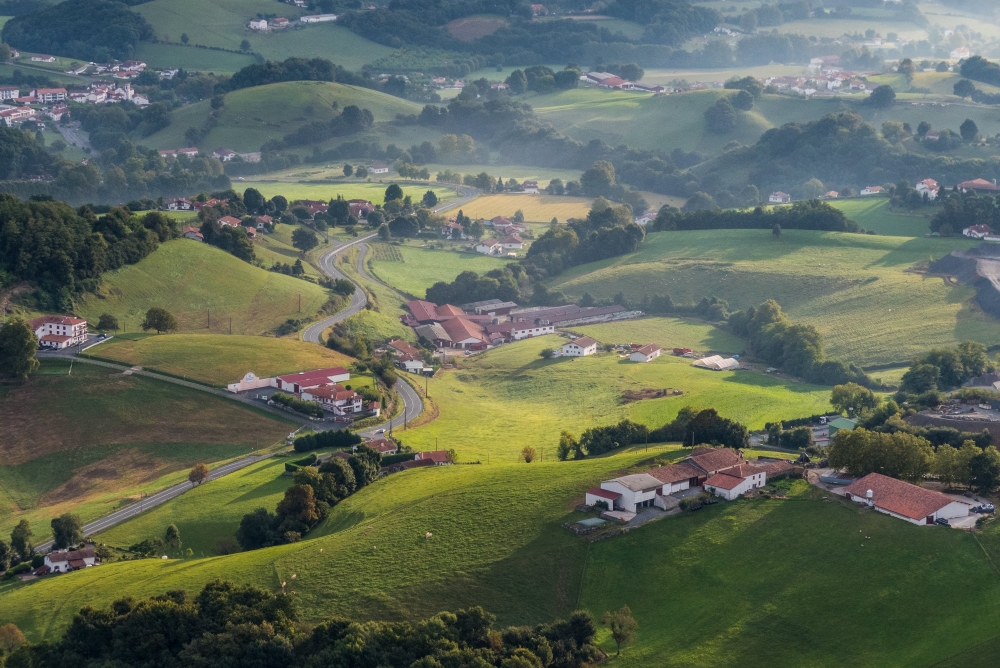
[
  {"x1": 332, "y1": 244, "x2": 416, "y2": 342},
  {"x1": 75, "y1": 239, "x2": 331, "y2": 336},
  {"x1": 238, "y1": 178, "x2": 457, "y2": 205},
  {"x1": 88, "y1": 334, "x2": 355, "y2": 387},
  {"x1": 143, "y1": 81, "x2": 422, "y2": 152},
  {"x1": 399, "y1": 334, "x2": 831, "y2": 462},
  {"x1": 549, "y1": 229, "x2": 995, "y2": 368},
  {"x1": 0, "y1": 359, "x2": 292, "y2": 541},
  {"x1": 368, "y1": 243, "x2": 509, "y2": 297},
  {"x1": 827, "y1": 198, "x2": 935, "y2": 237},
  {"x1": 455, "y1": 194, "x2": 593, "y2": 222},
  {"x1": 3, "y1": 447, "x2": 1000, "y2": 667},
  {"x1": 573, "y1": 316, "x2": 745, "y2": 354}
]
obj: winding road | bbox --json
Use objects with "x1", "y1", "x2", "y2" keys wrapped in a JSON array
[{"x1": 34, "y1": 186, "x2": 468, "y2": 549}]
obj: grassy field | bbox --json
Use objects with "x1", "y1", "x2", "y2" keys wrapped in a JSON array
[
  {"x1": 549, "y1": 229, "x2": 997, "y2": 368},
  {"x1": 368, "y1": 243, "x2": 509, "y2": 297},
  {"x1": 4, "y1": 447, "x2": 1000, "y2": 666},
  {"x1": 88, "y1": 334, "x2": 355, "y2": 387},
  {"x1": 573, "y1": 316, "x2": 745, "y2": 354},
  {"x1": 75, "y1": 239, "x2": 330, "y2": 336},
  {"x1": 828, "y1": 198, "x2": 936, "y2": 237},
  {"x1": 238, "y1": 178, "x2": 456, "y2": 206},
  {"x1": 144, "y1": 81, "x2": 423, "y2": 152},
  {"x1": 0, "y1": 359, "x2": 292, "y2": 541},
  {"x1": 332, "y1": 245, "x2": 416, "y2": 343},
  {"x1": 135, "y1": 42, "x2": 256, "y2": 74},
  {"x1": 456, "y1": 194, "x2": 593, "y2": 222},
  {"x1": 96, "y1": 455, "x2": 295, "y2": 557},
  {"x1": 399, "y1": 334, "x2": 830, "y2": 462}
]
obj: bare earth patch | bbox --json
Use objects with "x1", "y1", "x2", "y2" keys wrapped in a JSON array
[
  {"x1": 621, "y1": 388, "x2": 683, "y2": 404},
  {"x1": 446, "y1": 15, "x2": 507, "y2": 41}
]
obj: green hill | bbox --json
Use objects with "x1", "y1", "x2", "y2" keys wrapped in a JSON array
[
  {"x1": 134, "y1": 0, "x2": 394, "y2": 70},
  {"x1": 369, "y1": 244, "x2": 509, "y2": 297},
  {"x1": 75, "y1": 239, "x2": 330, "y2": 335},
  {"x1": 3, "y1": 447, "x2": 1000, "y2": 667},
  {"x1": 547, "y1": 229, "x2": 997, "y2": 369},
  {"x1": 145, "y1": 81, "x2": 423, "y2": 152},
  {"x1": 0, "y1": 359, "x2": 292, "y2": 542},
  {"x1": 88, "y1": 334, "x2": 356, "y2": 387}
]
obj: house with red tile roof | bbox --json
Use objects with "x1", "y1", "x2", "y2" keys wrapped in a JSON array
[
  {"x1": 301, "y1": 384, "x2": 363, "y2": 415},
  {"x1": 959, "y1": 178, "x2": 1000, "y2": 193},
  {"x1": 44, "y1": 547, "x2": 97, "y2": 573},
  {"x1": 365, "y1": 437, "x2": 399, "y2": 455},
  {"x1": 561, "y1": 336, "x2": 598, "y2": 357},
  {"x1": 29, "y1": 315, "x2": 88, "y2": 348},
  {"x1": 415, "y1": 450, "x2": 452, "y2": 465},
  {"x1": 275, "y1": 367, "x2": 350, "y2": 393},
  {"x1": 182, "y1": 226, "x2": 204, "y2": 241},
  {"x1": 843, "y1": 473, "x2": 971, "y2": 525},
  {"x1": 702, "y1": 463, "x2": 767, "y2": 500},
  {"x1": 217, "y1": 215, "x2": 242, "y2": 228},
  {"x1": 648, "y1": 462, "x2": 702, "y2": 494},
  {"x1": 630, "y1": 344, "x2": 662, "y2": 363}
]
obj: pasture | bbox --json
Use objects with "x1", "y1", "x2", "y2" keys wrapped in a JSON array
[
  {"x1": 74, "y1": 239, "x2": 330, "y2": 336},
  {"x1": 89, "y1": 334, "x2": 355, "y2": 387},
  {"x1": 143, "y1": 81, "x2": 422, "y2": 152},
  {"x1": 573, "y1": 316, "x2": 745, "y2": 354},
  {"x1": 827, "y1": 198, "x2": 935, "y2": 237},
  {"x1": 399, "y1": 334, "x2": 831, "y2": 462},
  {"x1": 368, "y1": 244, "x2": 509, "y2": 297},
  {"x1": 331, "y1": 245, "x2": 416, "y2": 342},
  {"x1": 238, "y1": 178, "x2": 456, "y2": 205},
  {"x1": 4, "y1": 448, "x2": 1000, "y2": 667},
  {"x1": 456, "y1": 194, "x2": 593, "y2": 222},
  {"x1": 0, "y1": 359, "x2": 291, "y2": 541},
  {"x1": 135, "y1": 42, "x2": 255, "y2": 74},
  {"x1": 548, "y1": 229, "x2": 996, "y2": 368}
]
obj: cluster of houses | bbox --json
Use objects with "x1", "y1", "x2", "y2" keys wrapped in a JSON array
[
  {"x1": 443, "y1": 215, "x2": 533, "y2": 256},
  {"x1": 580, "y1": 72, "x2": 667, "y2": 94},
  {"x1": 32, "y1": 546, "x2": 98, "y2": 577},
  {"x1": 249, "y1": 13, "x2": 337, "y2": 30},
  {"x1": 227, "y1": 366, "x2": 380, "y2": 420},
  {"x1": 0, "y1": 80, "x2": 150, "y2": 128},
  {"x1": 401, "y1": 299, "x2": 641, "y2": 352},
  {"x1": 768, "y1": 177, "x2": 950, "y2": 206},
  {"x1": 586, "y1": 447, "x2": 795, "y2": 518}
]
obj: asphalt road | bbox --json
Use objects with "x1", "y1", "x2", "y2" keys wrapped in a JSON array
[
  {"x1": 433, "y1": 186, "x2": 478, "y2": 213},
  {"x1": 301, "y1": 233, "x2": 377, "y2": 344},
  {"x1": 34, "y1": 452, "x2": 272, "y2": 553}
]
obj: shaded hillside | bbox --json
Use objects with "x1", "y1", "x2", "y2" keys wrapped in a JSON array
[{"x1": 929, "y1": 243, "x2": 1000, "y2": 320}]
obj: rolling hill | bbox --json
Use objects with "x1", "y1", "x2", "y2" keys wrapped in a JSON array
[
  {"x1": 145, "y1": 81, "x2": 424, "y2": 152},
  {"x1": 0, "y1": 358, "x2": 292, "y2": 542},
  {"x1": 74, "y1": 239, "x2": 331, "y2": 336},
  {"x1": 547, "y1": 229, "x2": 997, "y2": 369}
]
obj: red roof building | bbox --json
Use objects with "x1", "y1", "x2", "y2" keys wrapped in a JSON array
[
  {"x1": 415, "y1": 450, "x2": 451, "y2": 465},
  {"x1": 843, "y1": 473, "x2": 971, "y2": 525},
  {"x1": 29, "y1": 315, "x2": 88, "y2": 349},
  {"x1": 958, "y1": 178, "x2": 1000, "y2": 192},
  {"x1": 275, "y1": 367, "x2": 350, "y2": 393},
  {"x1": 217, "y1": 215, "x2": 242, "y2": 227}
]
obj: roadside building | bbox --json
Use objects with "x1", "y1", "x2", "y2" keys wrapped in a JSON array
[
  {"x1": 843, "y1": 473, "x2": 971, "y2": 525},
  {"x1": 275, "y1": 367, "x2": 350, "y2": 393},
  {"x1": 29, "y1": 315, "x2": 88, "y2": 349},
  {"x1": 43, "y1": 547, "x2": 98, "y2": 574}
]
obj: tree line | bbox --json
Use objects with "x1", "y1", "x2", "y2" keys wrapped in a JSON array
[
  {"x1": 235, "y1": 443, "x2": 381, "y2": 551},
  {"x1": 0, "y1": 578, "x2": 605, "y2": 667},
  {"x1": 557, "y1": 407, "x2": 750, "y2": 459},
  {"x1": 728, "y1": 299, "x2": 874, "y2": 387},
  {"x1": 649, "y1": 200, "x2": 859, "y2": 233}
]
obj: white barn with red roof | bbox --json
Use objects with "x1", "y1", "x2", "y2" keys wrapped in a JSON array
[
  {"x1": 30, "y1": 315, "x2": 88, "y2": 349},
  {"x1": 702, "y1": 463, "x2": 767, "y2": 501},
  {"x1": 630, "y1": 344, "x2": 662, "y2": 363},
  {"x1": 843, "y1": 473, "x2": 971, "y2": 526},
  {"x1": 275, "y1": 367, "x2": 350, "y2": 393}
]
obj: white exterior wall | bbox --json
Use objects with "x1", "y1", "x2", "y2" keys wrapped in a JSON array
[
  {"x1": 586, "y1": 492, "x2": 615, "y2": 510},
  {"x1": 661, "y1": 479, "x2": 691, "y2": 495},
  {"x1": 513, "y1": 325, "x2": 553, "y2": 340},
  {"x1": 600, "y1": 481, "x2": 657, "y2": 512},
  {"x1": 630, "y1": 349, "x2": 661, "y2": 362},
  {"x1": 562, "y1": 343, "x2": 596, "y2": 357}
]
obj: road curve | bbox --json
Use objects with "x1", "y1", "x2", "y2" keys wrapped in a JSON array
[
  {"x1": 34, "y1": 452, "x2": 272, "y2": 553},
  {"x1": 433, "y1": 186, "x2": 478, "y2": 213},
  {"x1": 301, "y1": 233, "x2": 376, "y2": 344}
]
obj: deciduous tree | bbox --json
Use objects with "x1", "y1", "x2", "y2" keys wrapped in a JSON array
[
  {"x1": 10, "y1": 519, "x2": 32, "y2": 561},
  {"x1": 0, "y1": 317, "x2": 38, "y2": 380},
  {"x1": 188, "y1": 462, "x2": 210, "y2": 485},
  {"x1": 521, "y1": 446, "x2": 537, "y2": 463},
  {"x1": 141, "y1": 307, "x2": 177, "y2": 334},
  {"x1": 51, "y1": 513, "x2": 83, "y2": 549},
  {"x1": 602, "y1": 605, "x2": 637, "y2": 656}
]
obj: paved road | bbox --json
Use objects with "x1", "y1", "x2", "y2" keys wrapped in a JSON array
[
  {"x1": 433, "y1": 186, "x2": 478, "y2": 213},
  {"x1": 301, "y1": 233, "x2": 377, "y2": 344},
  {"x1": 34, "y1": 452, "x2": 272, "y2": 553},
  {"x1": 57, "y1": 124, "x2": 89, "y2": 150}
]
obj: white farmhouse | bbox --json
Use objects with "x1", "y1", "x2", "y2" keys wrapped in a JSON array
[
  {"x1": 702, "y1": 463, "x2": 767, "y2": 501},
  {"x1": 29, "y1": 315, "x2": 88, "y2": 349},
  {"x1": 475, "y1": 240, "x2": 503, "y2": 255},
  {"x1": 843, "y1": 473, "x2": 971, "y2": 526},
  {"x1": 589, "y1": 473, "x2": 664, "y2": 512},
  {"x1": 630, "y1": 344, "x2": 662, "y2": 363},
  {"x1": 769, "y1": 191, "x2": 791, "y2": 204},
  {"x1": 248, "y1": 19, "x2": 269, "y2": 30},
  {"x1": 43, "y1": 547, "x2": 97, "y2": 574},
  {"x1": 561, "y1": 336, "x2": 598, "y2": 357}
]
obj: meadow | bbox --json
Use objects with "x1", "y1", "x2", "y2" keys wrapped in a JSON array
[
  {"x1": 573, "y1": 316, "x2": 745, "y2": 354},
  {"x1": 827, "y1": 197, "x2": 935, "y2": 237},
  {"x1": 238, "y1": 178, "x2": 456, "y2": 205},
  {"x1": 398, "y1": 334, "x2": 831, "y2": 462},
  {"x1": 548, "y1": 229, "x2": 996, "y2": 368},
  {"x1": 4, "y1": 447, "x2": 1000, "y2": 667},
  {"x1": 74, "y1": 239, "x2": 330, "y2": 336},
  {"x1": 88, "y1": 334, "x2": 355, "y2": 387},
  {"x1": 135, "y1": 42, "x2": 256, "y2": 74},
  {"x1": 143, "y1": 81, "x2": 422, "y2": 152},
  {"x1": 368, "y1": 243, "x2": 509, "y2": 298},
  {"x1": 0, "y1": 359, "x2": 292, "y2": 541},
  {"x1": 455, "y1": 193, "x2": 593, "y2": 222},
  {"x1": 331, "y1": 245, "x2": 416, "y2": 343}
]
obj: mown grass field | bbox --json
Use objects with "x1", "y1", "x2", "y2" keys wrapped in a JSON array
[
  {"x1": 89, "y1": 334, "x2": 355, "y2": 387},
  {"x1": 239, "y1": 178, "x2": 456, "y2": 206},
  {"x1": 4, "y1": 447, "x2": 1000, "y2": 667},
  {"x1": 332, "y1": 245, "x2": 416, "y2": 342},
  {"x1": 456, "y1": 194, "x2": 593, "y2": 222},
  {"x1": 0, "y1": 359, "x2": 292, "y2": 541},
  {"x1": 368, "y1": 244, "x2": 509, "y2": 297},
  {"x1": 144, "y1": 81, "x2": 422, "y2": 152},
  {"x1": 135, "y1": 42, "x2": 255, "y2": 74},
  {"x1": 573, "y1": 316, "x2": 745, "y2": 354},
  {"x1": 75, "y1": 239, "x2": 330, "y2": 336},
  {"x1": 828, "y1": 197, "x2": 936, "y2": 237},
  {"x1": 549, "y1": 229, "x2": 996, "y2": 368},
  {"x1": 400, "y1": 334, "x2": 830, "y2": 462}
]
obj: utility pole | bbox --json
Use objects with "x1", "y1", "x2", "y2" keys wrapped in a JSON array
[
  {"x1": 298, "y1": 293, "x2": 301, "y2": 312},
  {"x1": 229, "y1": 318, "x2": 232, "y2": 335},
  {"x1": 207, "y1": 309, "x2": 210, "y2": 329}
]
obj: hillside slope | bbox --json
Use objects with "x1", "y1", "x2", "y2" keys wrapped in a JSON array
[
  {"x1": 547, "y1": 229, "x2": 997, "y2": 368},
  {"x1": 145, "y1": 81, "x2": 423, "y2": 152},
  {"x1": 75, "y1": 239, "x2": 330, "y2": 335}
]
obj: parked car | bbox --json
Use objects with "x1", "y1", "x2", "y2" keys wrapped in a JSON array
[
  {"x1": 935, "y1": 517, "x2": 950, "y2": 526},
  {"x1": 982, "y1": 503, "x2": 995, "y2": 513},
  {"x1": 374, "y1": 428, "x2": 386, "y2": 434}
]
